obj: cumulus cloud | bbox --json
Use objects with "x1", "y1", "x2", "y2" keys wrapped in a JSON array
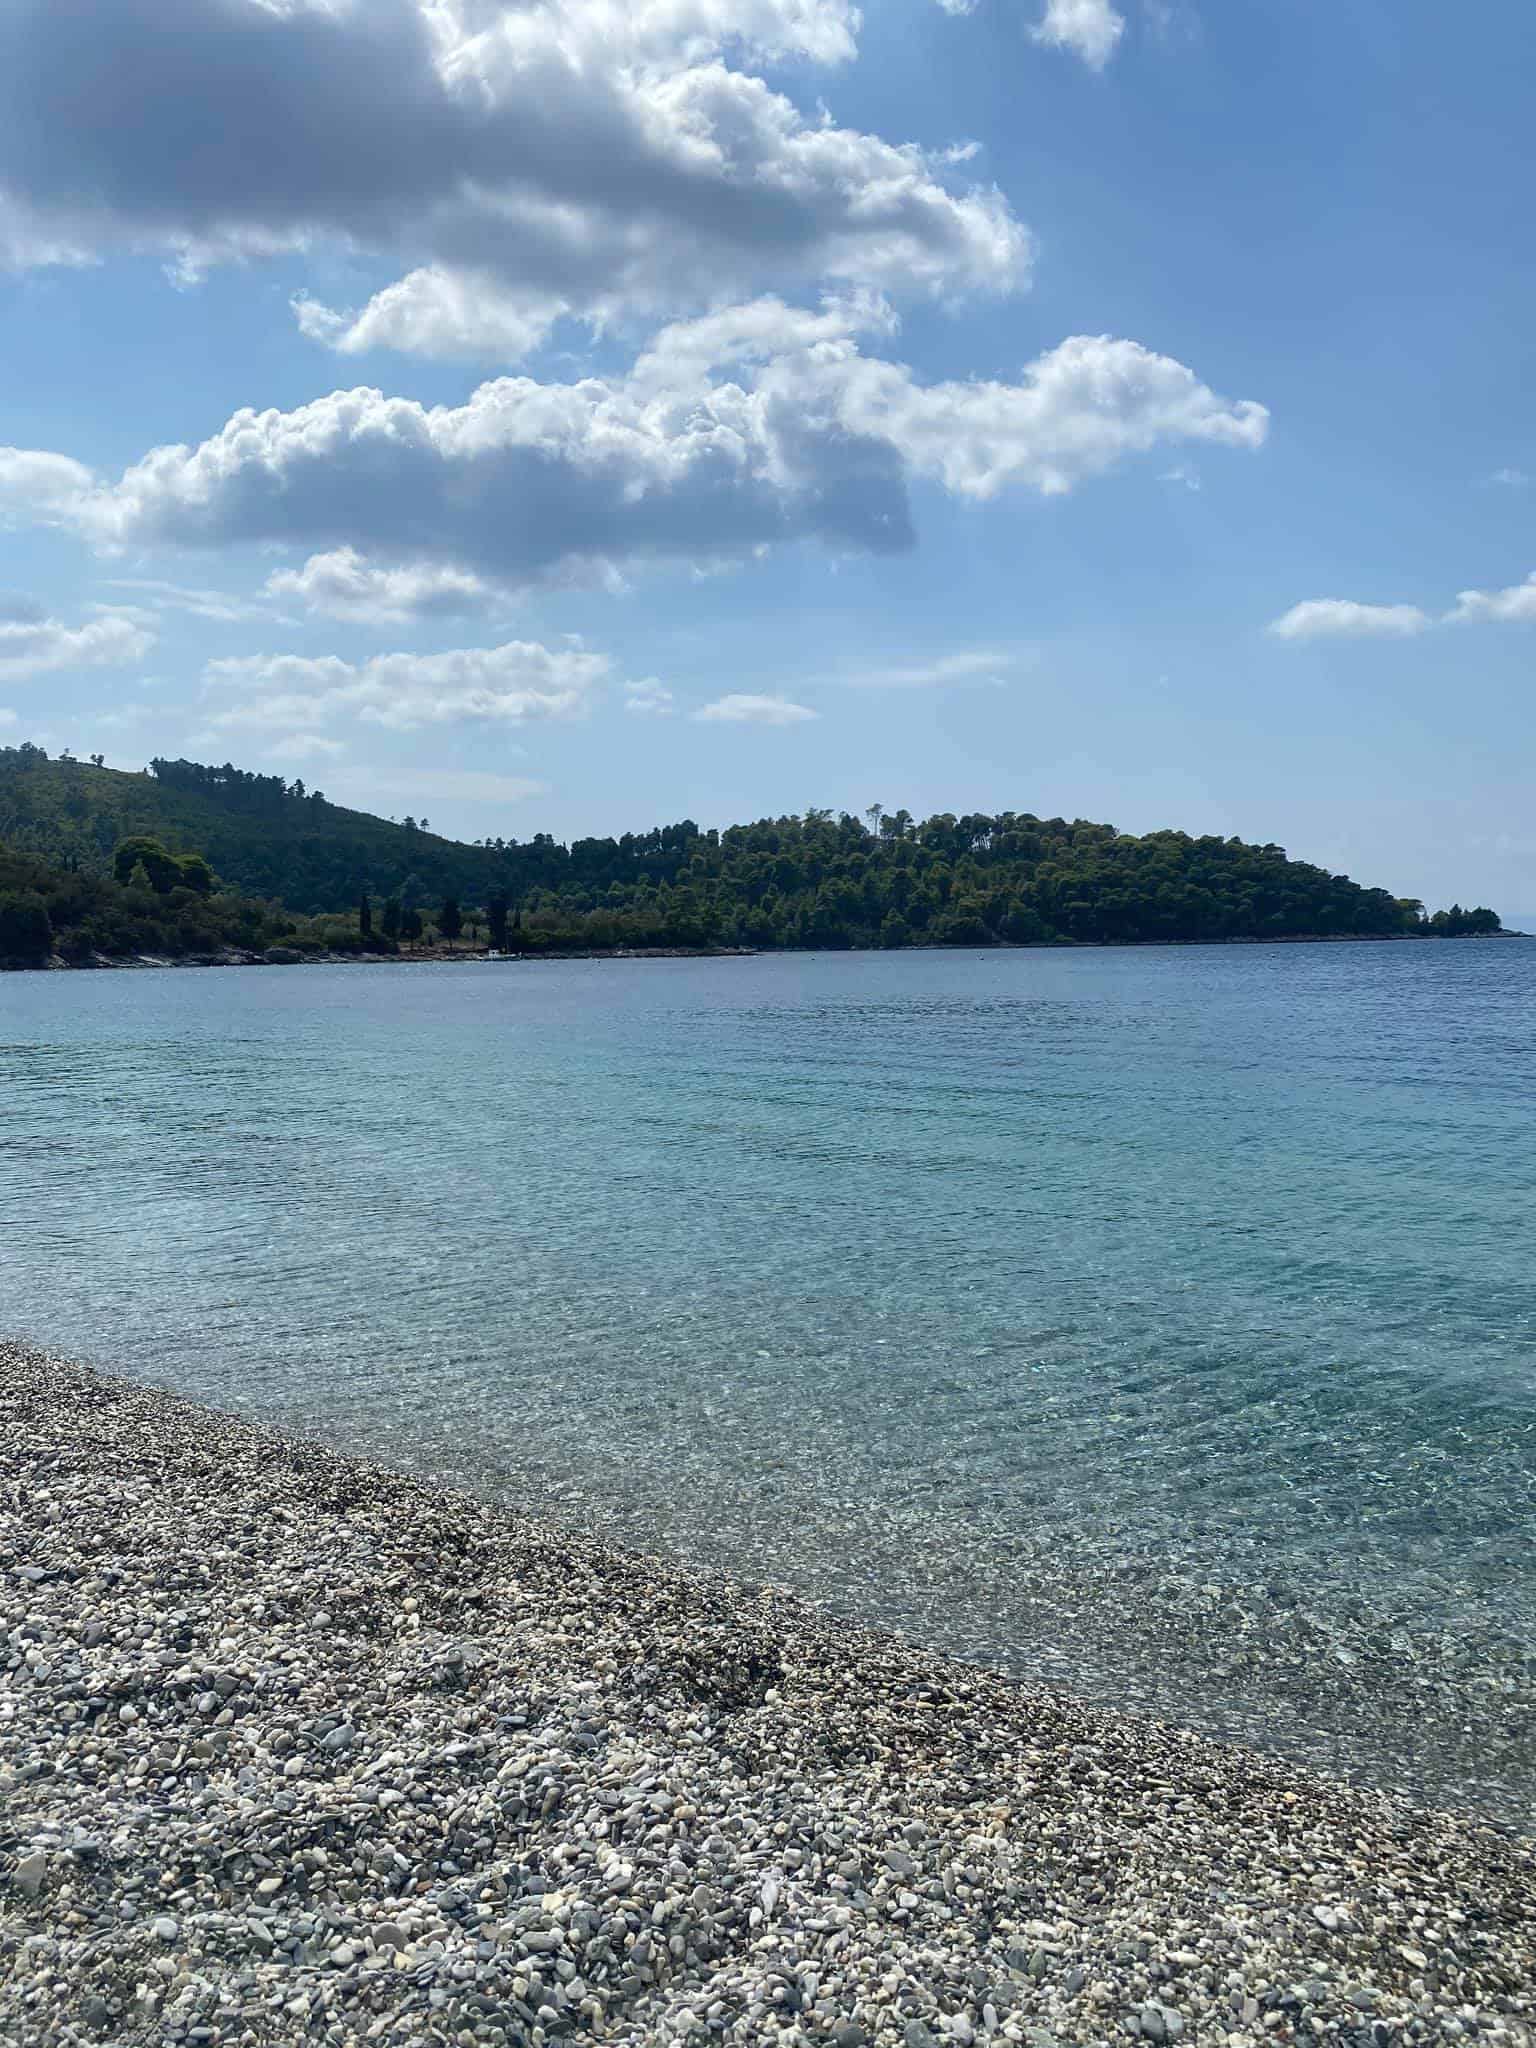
[
  {"x1": 0, "y1": 0, "x2": 1025, "y2": 346},
  {"x1": 1, "y1": 301, "x2": 1267, "y2": 590},
  {"x1": 1487, "y1": 468, "x2": 1529, "y2": 488},
  {"x1": 294, "y1": 271, "x2": 567, "y2": 366},
  {"x1": 1267, "y1": 599, "x2": 1431, "y2": 641},
  {"x1": 625, "y1": 679, "x2": 677, "y2": 715},
  {"x1": 204, "y1": 638, "x2": 608, "y2": 734},
  {"x1": 264, "y1": 548, "x2": 503, "y2": 624},
  {"x1": 694, "y1": 692, "x2": 816, "y2": 723},
  {"x1": 0, "y1": 604, "x2": 156, "y2": 679},
  {"x1": 1031, "y1": 0, "x2": 1126, "y2": 68},
  {"x1": 1444, "y1": 571, "x2": 1536, "y2": 625},
  {"x1": 1271, "y1": 576, "x2": 1536, "y2": 639},
  {"x1": 0, "y1": 446, "x2": 96, "y2": 523}
]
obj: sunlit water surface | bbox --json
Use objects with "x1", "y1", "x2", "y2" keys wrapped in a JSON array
[{"x1": 3, "y1": 944, "x2": 1533, "y2": 1823}]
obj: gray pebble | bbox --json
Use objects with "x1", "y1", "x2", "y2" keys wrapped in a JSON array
[{"x1": 2, "y1": 1343, "x2": 1531, "y2": 2048}]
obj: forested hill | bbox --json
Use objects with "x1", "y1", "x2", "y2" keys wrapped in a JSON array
[
  {"x1": 0, "y1": 742, "x2": 1501, "y2": 950},
  {"x1": 0, "y1": 746, "x2": 505, "y2": 913}
]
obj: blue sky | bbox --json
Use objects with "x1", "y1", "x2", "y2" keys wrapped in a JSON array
[{"x1": 1, "y1": 0, "x2": 1532, "y2": 914}]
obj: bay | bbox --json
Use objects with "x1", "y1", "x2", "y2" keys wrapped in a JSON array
[{"x1": 3, "y1": 939, "x2": 1533, "y2": 1822}]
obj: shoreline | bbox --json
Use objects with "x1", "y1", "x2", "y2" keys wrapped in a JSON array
[
  {"x1": 3, "y1": 928, "x2": 1529, "y2": 974},
  {"x1": 3, "y1": 1346, "x2": 1533, "y2": 2047}
]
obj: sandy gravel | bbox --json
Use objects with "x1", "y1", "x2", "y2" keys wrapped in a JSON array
[{"x1": 2, "y1": 1343, "x2": 1533, "y2": 2048}]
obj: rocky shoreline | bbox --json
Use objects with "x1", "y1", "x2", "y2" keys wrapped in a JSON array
[
  {"x1": 12, "y1": 944, "x2": 760, "y2": 971},
  {"x1": 3, "y1": 1345, "x2": 1533, "y2": 2048},
  {"x1": 3, "y1": 930, "x2": 1527, "y2": 973}
]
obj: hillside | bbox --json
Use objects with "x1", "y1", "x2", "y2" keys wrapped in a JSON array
[
  {"x1": 0, "y1": 746, "x2": 506, "y2": 913},
  {"x1": 0, "y1": 740, "x2": 1501, "y2": 952},
  {"x1": 0, "y1": 838, "x2": 296, "y2": 966}
]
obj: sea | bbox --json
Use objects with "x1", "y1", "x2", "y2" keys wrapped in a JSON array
[{"x1": 3, "y1": 940, "x2": 1533, "y2": 1825}]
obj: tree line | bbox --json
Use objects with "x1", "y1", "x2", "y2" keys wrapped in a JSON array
[
  {"x1": 0, "y1": 743, "x2": 1504, "y2": 960},
  {"x1": 423, "y1": 809, "x2": 1501, "y2": 953}
]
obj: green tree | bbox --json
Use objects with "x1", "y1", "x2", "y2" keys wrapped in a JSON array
[
  {"x1": 112, "y1": 835, "x2": 183, "y2": 894},
  {"x1": 381, "y1": 896, "x2": 402, "y2": 941},
  {"x1": 0, "y1": 891, "x2": 53, "y2": 963},
  {"x1": 359, "y1": 891, "x2": 373, "y2": 939},
  {"x1": 401, "y1": 907, "x2": 424, "y2": 947},
  {"x1": 438, "y1": 896, "x2": 464, "y2": 944},
  {"x1": 486, "y1": 891, "x2": 511, "y2": 949}
]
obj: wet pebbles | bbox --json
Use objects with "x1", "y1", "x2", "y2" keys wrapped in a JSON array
[{"x1": 3, "y1": 1344, "x2": 1533, "y2": 2046}]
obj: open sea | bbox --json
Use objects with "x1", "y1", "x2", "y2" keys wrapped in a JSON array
[{"x1": 3, "y1": 941, "x2": 1533, "y2": 1825}]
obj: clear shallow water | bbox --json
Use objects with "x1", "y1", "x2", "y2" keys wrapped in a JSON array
[{"x1": 3, "y1": 943, "x2": 1534, "y2": 1823}]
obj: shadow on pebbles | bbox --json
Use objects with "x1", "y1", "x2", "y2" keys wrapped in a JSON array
[{"x1": 2, "y1": 1343, "x2": 1533, "y2": 2048}]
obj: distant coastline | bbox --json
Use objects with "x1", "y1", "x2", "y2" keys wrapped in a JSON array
[
  {"x1": 3, "y1": 749, "x2": 1509, "y2": 964},
  {"x1": 5, "y1": 927, "x2": 1527, "y2": 973}
]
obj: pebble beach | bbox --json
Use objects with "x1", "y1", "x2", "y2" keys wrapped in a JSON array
[{"x1": 3, "y1": 1343, "x2": 1533, "y2": 2048}]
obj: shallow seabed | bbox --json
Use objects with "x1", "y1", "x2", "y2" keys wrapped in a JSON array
[
  {"x1": 2, "y1": 941, "x2": 1533, "y2": 1823},
  {"x1": 5, "y1": 1350, "x2": 1534, "y2": 2048}
]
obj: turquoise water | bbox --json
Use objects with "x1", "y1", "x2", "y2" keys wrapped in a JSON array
[{"x1": 3, "y1": 942, "x2": 1534, "y2": 1822}]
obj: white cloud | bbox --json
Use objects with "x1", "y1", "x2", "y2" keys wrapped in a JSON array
[
  {"x1": 2, "y1": 302, "x2": 1267, "y2": 589},
  {"x1": 0, "y1": 605, "x2": 156, "y2": 679},
  {"x1": 1160, "y1": 463, "x2": 1201, "y2": 491},
  {"x1": 694, "y1": 691, "x2": 817, "y2": 723},
  {"x1": 294, "y1": 270, "x2": 567, "y2": 366},
  {"x1": 205, "y1": 638, "x2": 609, "y2": 734},
  {"x1": 625, "y1": 678, "x2": 677, "y2": 715},
  {"x1": 1031, "y1": 0, "x2": 1126, "y2": 69},
  {"x1": 1267, "y1": 599, "x2": 1431, "y2": 641},
  {"x1": 1271, "y1": 574, "x2": 1536, "y2": 639},
  {"x1": 0, "y1": 447, "x2": 96, "y2": 524},
  {"x1": 0, "y1": 707, "x2": 16, "y2": 729},
  {"x1": 0, "y1": 0, "x2": 1025, "y2": 342},
  {"x1": 107, "y1": 577, "x2": 283, "y2": 625},
  {"x1": 264, "y1": 549, "x2": 503, "y2": 624},
  {"x1": 1445, "y1": 571, "x2": 1536, "y2": 626},
  {"x1": 0, "y1": 194, "x2": 93, "y2": 272},
  {"x1": 1487, "y1": 468, "x2": 1529, "y2": 488},
  {"x1": 842, "y1": 648, "x2": 1014, "y2": 688}
]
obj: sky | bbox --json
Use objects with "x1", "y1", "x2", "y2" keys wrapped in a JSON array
[{"x1": 1, "y1": 0, "x2": 1532, "y2": 915}]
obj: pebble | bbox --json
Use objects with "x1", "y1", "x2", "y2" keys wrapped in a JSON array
[{"x1": 2, "y1": 1343, "x2": 1534, "y2": 2048}]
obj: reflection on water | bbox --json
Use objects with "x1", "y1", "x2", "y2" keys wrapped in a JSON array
[{"x1": 3, "y1": 941, "x2": 1534, "y2": 1823}]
